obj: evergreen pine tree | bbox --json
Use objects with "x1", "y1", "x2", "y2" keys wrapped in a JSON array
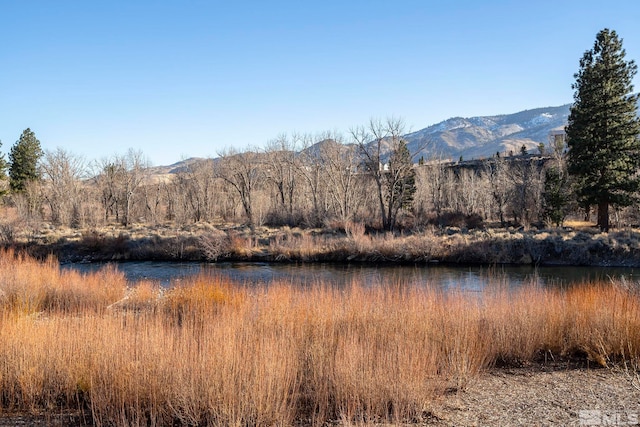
[
  {"x1": 0, "y1": 141, "x2": 7, "y2": 179},
  {"x1": 9, "y1": 128, "x2": 44, "y2": 193},
  {"x1": 0, "y1": 141, "x2": 8, "y2": 196},
  {"x1": 542, "y1": 166, "x2": 570, "y2": 227},
  {"x1": 566, "y1": 29, "x2": 640, "y2": 231}
]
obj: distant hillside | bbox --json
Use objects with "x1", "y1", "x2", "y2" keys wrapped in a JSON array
[
  {"x1": 146, "y1": 157, "x2": 207, "y2": 176},
  {"x1": 157, "y1": 101, "x2": 640, "y2": 173},
  {"x1": 144, "y1": 157, "x2": 209, "y2": 183},
  {"x1": 151, "y1": 105, "x2": 573, "y2": 173},
  {"x1": 403, "y1": 104, "x2": 571, "y2": 161},
  {"x1": 152, "y1": 100, "x2": 640, "y2": 170}
]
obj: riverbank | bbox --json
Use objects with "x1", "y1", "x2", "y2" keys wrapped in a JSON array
[
  {"x1": 0, "y1": 249, "x2": 639, "y2": 425},
  {"x1": 10, "y1": 221, "x2": 640, "y2": 267}
]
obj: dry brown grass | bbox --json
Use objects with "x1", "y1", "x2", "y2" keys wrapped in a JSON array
[
  {"x1": 0, "y1": 250, "x2": 639, "y2": 425},
  {"x1": 9, "y1": 218, "x2": 640, "y2": 267},
  {"x1": 0, "y1": 249, "x2": 127, "y2": 315},
  {"x1": 564, "y1": 219, "x2": 598, "y2": 229}
]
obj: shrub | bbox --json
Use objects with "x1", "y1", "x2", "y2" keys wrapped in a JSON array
[
  {"x1": 197, "y1": 230, "x2": 230, "y2": 261},
  {"x1": 431, "y1": 211, "x2": 484, "y2": 229}
]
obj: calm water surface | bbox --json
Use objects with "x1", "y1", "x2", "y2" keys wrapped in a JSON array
[{"x1": 62, "y1": 261, "x2": 640, "y2": 291}]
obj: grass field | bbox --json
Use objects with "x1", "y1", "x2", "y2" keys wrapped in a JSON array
[{"x1": 0, "y1": 249, "x2": 638, "y2": 425}]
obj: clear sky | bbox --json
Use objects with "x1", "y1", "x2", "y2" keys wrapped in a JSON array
[{"x1": 2, "y1": 0, "x2": 640, "y2": 166}]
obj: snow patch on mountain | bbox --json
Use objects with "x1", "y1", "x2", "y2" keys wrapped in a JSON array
[{"x1": 404, "y1": 104, "x2": 571, "y2": 161}]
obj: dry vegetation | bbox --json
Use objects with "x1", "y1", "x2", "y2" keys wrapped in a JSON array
[
  {"x1": 0, "y1": 181, "x2": 640, "y2": 267},
  {"x1": 0, "y1": 250, "x2": 639, "y2": 425},
  {"x1": 9, "y1": 216, "x2": 640, "y2": 267},
  {"x1": 14, "y1": 137, "x2": 640, "y2": 245}
]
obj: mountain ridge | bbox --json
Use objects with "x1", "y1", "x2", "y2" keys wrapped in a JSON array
[
  {"x1": 156, "y1": 103, "x2": 576, "y2": 172},
  {"x1": 403, "y1": 104, "x2": 571, "y2": 160}
]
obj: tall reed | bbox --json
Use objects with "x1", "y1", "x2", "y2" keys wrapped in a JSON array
[{"x1": 0, "y1": 249, "x2": 638, "y2": 425}]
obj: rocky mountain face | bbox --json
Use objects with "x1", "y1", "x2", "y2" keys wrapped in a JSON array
[{"x1": 403, "y1": 104, "x2": 571, "y2": 161}]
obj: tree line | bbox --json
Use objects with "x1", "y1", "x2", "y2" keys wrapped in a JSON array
[
  {"x1": 0, "y1": 125, "x2": 632, "y2": 234},
  {"x1": 2, "y1": 28, "x2": 639, "y2": 233}
]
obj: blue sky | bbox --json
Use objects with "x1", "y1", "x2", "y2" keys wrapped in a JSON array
[{"x1": 2, "y1": 0, "x2": 640, "y2": 166}]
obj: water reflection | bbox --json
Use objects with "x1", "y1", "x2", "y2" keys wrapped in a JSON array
[{"x1": 62, "y1": 261, "x2": 639, "y2": 291}]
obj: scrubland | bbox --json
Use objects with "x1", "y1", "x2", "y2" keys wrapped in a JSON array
[
  {"x1": 9, "y1": 218, "x2": 640, "y2": 267},
  {"x1": 0, "y1": 250, "x2": 639, "y2": 425}
]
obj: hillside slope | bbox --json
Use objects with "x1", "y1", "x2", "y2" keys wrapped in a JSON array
[{"x1": 404, "y1": 104, "x2": 571, "y2": 160}]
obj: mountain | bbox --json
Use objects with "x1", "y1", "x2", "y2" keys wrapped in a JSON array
[
  {"x1": 144, "y1": 157, "x2": 209, "y2": 183},
  {"x1": 403, "y1": 104, "x2": 571, "y2": 161},
  {"x1": 154, "y1": 103, "x2": 579, "y2": 173}
]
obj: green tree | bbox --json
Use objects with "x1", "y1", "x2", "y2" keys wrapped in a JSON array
[
  {"x1": 385, "y1": 139, "x2": 416, "y2": 230},
  {"x1": 566, "y1": 29, "x2": 640, "y2": 231},
  {"x1": 0, "y1": 140, "x2": 8, "y2": 196},
  {"x1": 9, "y1": 128, "x2": 44, "y2": 193},
  {"x1": 0, "y1": 142, "x2": 7, "y2": 177},
  {"x1": 542, "y1": 166, "x2": 570, "y2": 227}
]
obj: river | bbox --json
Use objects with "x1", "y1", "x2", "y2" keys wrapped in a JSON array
[{"x1": 61, "y1": 261, "x2": 640, "y2": 291}]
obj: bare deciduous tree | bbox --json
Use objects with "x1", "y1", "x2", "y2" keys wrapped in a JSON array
[
  {"x1": 508, "y1": 158, "x2": 544, "y2": 227},
  {"x1": 216, "y1": 149, "x2": 264, "y2": 230},
  {"x1": 306, "y1": 132, "x2": 360, "y2": 225},
  {"x1": 94, "y1": 149, "x2": 149, "y2": 226},
  {"x1": 456, "y1": 168, "x2": 483, "y2": 217},
  {"x1": 11, "y1": 179, "x2": 44, "y2": 222},
  {"x1": 426, "y1": 158, "x2": 448, "y2": 218},
  {"x1": 487, "y1": 157, "x2": 510, "y2": 226},
  {"x1": 41, "y1": 148, "x2": 87, "y2": 227},
  {"x1": 296, "y1": 133, "x2": 328, "y2": 227},
  {"x1": 264, "y1": 135, "x2": 298, "y2": 225},
  {"x1": 172, "y1": 159, "x2": 216, "y2": 224},
  {"x1": 352, "y1": 117, "x2": 415, "y2": 230}
]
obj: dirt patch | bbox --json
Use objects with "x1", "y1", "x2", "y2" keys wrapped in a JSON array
[
  {"x1": 0, "y1": 412, "x2": 89, "y2": 426},
  {"x1": 427, "y1": 365, "x2": 640, "y2": 426}
]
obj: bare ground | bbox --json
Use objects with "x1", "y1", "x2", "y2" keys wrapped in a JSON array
[
  {"x1": 0, "y1": 412, "x2": 89, "y2": 426},
  {"x1": 427, "y1": 365, "x2": 640, "y2": 426}
]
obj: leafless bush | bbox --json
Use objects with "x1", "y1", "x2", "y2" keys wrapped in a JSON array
[
  {"x1": 79, "y1": 230, "x2": 131, "y2": 255},
  {"x1": 431, "y1": 211, "x2": 484, "y2": 229},
  {"x1": 345, "y1": 220, "x2": 365, "y2": 239},
  {"x1": 198, "y1": 230, "x2": 231, "y2": 261},
  {"x1": 0, "y1": 222, "x2": 16, "y2": 244}
]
